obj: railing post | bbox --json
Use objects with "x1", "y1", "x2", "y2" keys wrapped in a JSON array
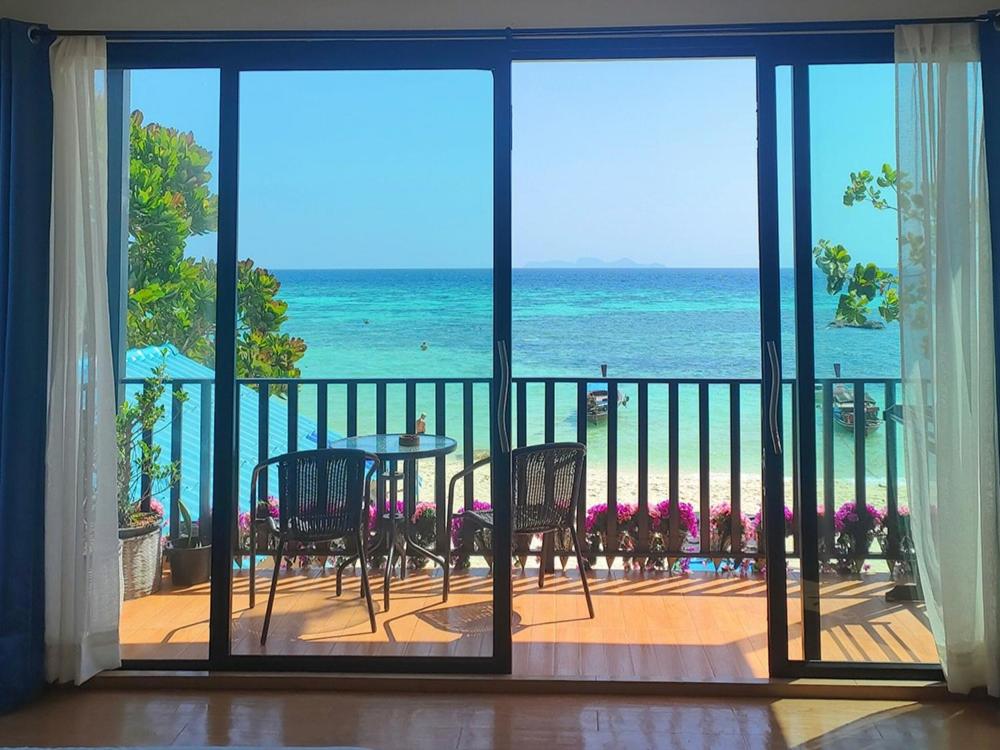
[
  {"x1": 375, "y1": 382, "x2": 387, "y2": 434},
  {"x1": 316, "y1": 382, "x2": 328, "y2": 450},
  {"x1": 822, "y1": 380, "x2": 835, "y2": 557},
  {"x1": 516, "y1": 380, "x2": 527, "y2": 448},
  {"x1": 668, "y1": 382, "x2": 680, "y2": 559},
  {"x1": 462, "y1": 382, "x2": 474, "y2": 507},
  {"x1": 169, "y1": 382, "x2": 183, "y2": 542},
  {"x1": 347, "y1": 382, "x2": 358, "y2": 437},
  {"x1": 698, "y1": 383, "x2": 711, "y2": 557},
  {"x1": 606, "y1": 381, "x2": 619, "y2": 567},
  {"x1": 543, "y1": 381, "x2": 555, "y2": 443},
  {"x1": 257, "y1": 383, "x2": 270, "y2": 504},
  {"x1": 405, "y1": 381, "x2": 417, "y2": 510},
  {"x1": 885, "y1": 380, "x2": 900, "y2": 560},
  {"x1": 790, "y1": 385, "x2": 800, "y2": 555},
  {"x1": 140, "y1": 380, "x2": 153, "y2": 513},
  {"x1": 576, "y1": 381, "x2": 589, "y2": 556},
  {"x1": 462, "y1": 381, "x2": 475, "y2": 560},
  {"x1": 854, "y1": 380, "x2": 867, "y2": 509},
  {"x1": 435, "y1": 381, "x2": 447, "y2": 558},
  {"x1": 286, "y1": 382, "x2": 298, "y2": 453},
  {"x1": 199, "y1": 382, "x2": 212, "y2": 544},
  {"x1": 730, "y1": 384, "x2": 742, "y2": 557},
  {"x1": 543, "y1": 380, "x2": 556, "y2": 572},
  {"x1": 853, "y1": 380, "x2": 868, "y2": 561},
  {"x1": 637, "y1": 382, "x2": 650, "y2": 556}
]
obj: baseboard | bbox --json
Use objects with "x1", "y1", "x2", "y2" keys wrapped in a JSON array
[{"x1": 87, "y1": 670, "x2": 956, "y2": 701}]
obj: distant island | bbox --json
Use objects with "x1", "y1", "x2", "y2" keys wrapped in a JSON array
[{"x1": 522, "y1": 257, "x2": 666, "y2": 269}]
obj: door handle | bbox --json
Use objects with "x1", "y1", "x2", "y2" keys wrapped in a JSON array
[
  {"x1": 496, "y1": 340, "x2": 511, "y2": 455},
  {"x1": 766, "y1": 340, "x2": 782, "y2": 455}
]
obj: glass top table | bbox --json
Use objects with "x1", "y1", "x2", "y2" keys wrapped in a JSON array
[
  {"x1": 327, "y1": 433, "x2": 457, "y2": 610},
  {"x1": 329, "y1": 433, "x2": 457, "y2": 461}
]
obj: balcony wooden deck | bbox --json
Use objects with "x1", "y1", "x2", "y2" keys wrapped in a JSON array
[{"x1": 120, "y1": 564, "x2": 936, "y2": 678}]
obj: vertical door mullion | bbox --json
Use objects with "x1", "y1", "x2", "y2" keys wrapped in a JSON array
[
  {"x1": 209, "y1": 67, "x2": 240, "y2": 665},
  {"x1": 756, "y1": 56, "x2": 791, "y2": 678},
  {"x1": 106, "y1": 69, "x2": 130, "y2": 403},
  {"x1": 491, "y1": 57, "x2": 514, "y2": 674},
  {"x1": 791, "y1": 64, "x2": 821, "y2": 661}
]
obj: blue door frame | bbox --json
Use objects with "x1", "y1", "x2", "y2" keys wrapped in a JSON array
[{"x1": 103, "y1": 20, "x2": 955, "y2": 681}]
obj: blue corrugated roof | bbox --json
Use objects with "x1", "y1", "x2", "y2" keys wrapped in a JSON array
[{"x1": 125, "y1": 345, "x2": 342, "y2": 524}]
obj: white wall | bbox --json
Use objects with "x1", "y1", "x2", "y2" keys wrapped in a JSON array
[{"x1": 4, "y1": 0, "x2": 995, "y2": 32}]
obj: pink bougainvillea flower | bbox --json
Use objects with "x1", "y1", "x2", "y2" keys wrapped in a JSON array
[
  {"x1": 652, "y1": 499, "x2": 699, "y2": 537},
  {"x1": 833, "y1": 501, "x2": 884, "y2": 533}
]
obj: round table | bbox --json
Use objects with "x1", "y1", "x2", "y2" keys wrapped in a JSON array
[{"x1": 329, "y1": 433, "x2": 457, "y2": 610}]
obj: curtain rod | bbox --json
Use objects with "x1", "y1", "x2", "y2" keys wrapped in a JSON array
[{"x1": 28, "y1": 13, "x2": 998, "y2": 45}]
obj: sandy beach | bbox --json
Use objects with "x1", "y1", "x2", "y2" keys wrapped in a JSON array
[{"x1": 414, "y1": 455, "x2": 906, "y2": 517}]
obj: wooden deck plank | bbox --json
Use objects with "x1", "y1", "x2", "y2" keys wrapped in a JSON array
[{"x1": 120, "y1": 565, "x2": 937, "y2": 678}]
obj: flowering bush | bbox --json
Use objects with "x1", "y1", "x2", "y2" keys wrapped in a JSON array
[
  {"x1": 749, "y1": 505, "x2": 794, "y2": 543},
  {"x1": 148, "y1": 498, "x2": 166, "y2": 523},
  {"x1": 450, "y1": 500, "x2": 493, "y2": 569},
  {"x1": 877, "y1": 504, "x2": 916, "y2": 580},
  {"x1": 584, "y1": 502, "x2": 636, "y2": 533},
  {"x1": 584, "y1": 502, "x2": 638, "y2": 565},
  {"x1": 652, "y1": 500, "x2": 699, "y2": 541},
  {"x1": 239, "y1": 496, "x2": 279, "y2": 533},
  {"x1": 832, "y1": 501, "x2": 885, "y2": 574},
  {"x1": 709, "y1": 502, "x2": 752, "y2": 553}
]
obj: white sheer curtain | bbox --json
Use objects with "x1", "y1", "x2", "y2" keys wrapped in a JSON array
[
  {"x1": 896, "y1": 23, "x2": 1000, "y2": 696},
  {"x1": 45, "y1": 35, "x2": 121, "y2": 684}
]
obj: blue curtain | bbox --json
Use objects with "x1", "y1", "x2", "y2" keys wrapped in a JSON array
[{"x1": 0, "y1": 18, "x2": 51, "y2": 714}]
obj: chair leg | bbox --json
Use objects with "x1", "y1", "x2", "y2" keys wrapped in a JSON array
[
  {"x1": 260, "y1": 538, "x2": 285, "y2": 645},
  {"x1": 357, "y1": 530, "x2": 377, "y2": 633},
  {"x1": 356, "y1": 535, "x2": 366, "y2": 599},
  {"x1": 538, "y1": 532, "x2": 552, "y2": 589},
  {"x1": 480, "y1": 529, "x2": 494, "y2": 574},
  {"x1": 442, "y1": 546, "x2": 450, "y2": 603},
  {"x1": 335, "y1": 554, "x2": 355, "y2": 598},
  {"x1": 249, "y1": 521, "x2": 256, "y2": 609},
  {"x1": 383, "y1": 514, "x2": 396, "y2": 612},
  {"x1": 568, "y1": 525, "x2": 594, "y2": 619}
]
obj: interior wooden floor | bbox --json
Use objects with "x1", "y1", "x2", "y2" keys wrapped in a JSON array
[
  {"x1": 120, "y1": 563, "x2": 937, "y2": 678},
  {"x1": 2, "y1": 688, "x2": 998, "y2": 749}
]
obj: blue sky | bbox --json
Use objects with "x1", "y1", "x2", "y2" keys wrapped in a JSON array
[{"x1": 129, "y1": 61, "x2": 897, "y2": 270}]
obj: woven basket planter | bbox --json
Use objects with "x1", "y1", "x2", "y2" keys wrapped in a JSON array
[{"x1": 119, "y1": 524, "x2": 162, "y2": 600}]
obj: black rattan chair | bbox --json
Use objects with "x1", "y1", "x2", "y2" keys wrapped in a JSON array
[
  {"x1": 248, "y1": 448, "x2": 380, "y2": 644},
  {"x1": 444, "y1": 442, "x2": 593, "y2": 618}
]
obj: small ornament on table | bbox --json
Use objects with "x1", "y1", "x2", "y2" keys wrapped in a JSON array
[{"x1": 415, "y1": 412, "x2": 427, "y2": 435}]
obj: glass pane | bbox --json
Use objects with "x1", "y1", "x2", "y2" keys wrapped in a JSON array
[
  {"x1": 511, "y1": 58, "x2": 766, "y2": 680},
  {"x1": 805, "y1": 64, "x2": 935, "y2": 664},
  {"x1": 118, "y1": 69, "x2": 220, "y2": 660},
  {"x1": 231, "y1": 70, "x2": 495, "y2": 658}
]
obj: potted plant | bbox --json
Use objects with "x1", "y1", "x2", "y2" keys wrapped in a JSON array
[
  {"x1": 117, "y1": 363, "x2": 183, "y2": 599},
  {"x1": 165, "y1": 498, "x2": 212, "y2": 587},
  {"x1": 584, "y1": 502, "x2": 637, "y2": 569},
  {"x1": 709, "y1": 502, "x2": 752, "y2": 554},
  {"x1": 832, "y1": 501, "x2": 885, "y2": 576}
]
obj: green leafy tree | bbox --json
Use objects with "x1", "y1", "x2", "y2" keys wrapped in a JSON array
[
  {"x1": 813, "y1": 163, "x2": 900, "y2": 328},
  {"x1": 116, "y1": 363, "x2": 185, "y2": 525},
  {"x1": 127, "y1": 110, "x2": 306, "y2": 377}
]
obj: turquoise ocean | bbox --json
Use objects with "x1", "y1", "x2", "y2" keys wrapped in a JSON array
[{"x1": 272, "y1": 267, "x2": 902, "y2": 507}]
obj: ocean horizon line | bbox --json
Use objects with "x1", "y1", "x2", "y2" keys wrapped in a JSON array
[{"x1": 265, "y1": 265, "x2": 800, "y2": 272}]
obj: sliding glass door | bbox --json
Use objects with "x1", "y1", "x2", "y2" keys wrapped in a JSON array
[
  {"x1": 229, "y1": 68, "x2": 505, "y2": 666},
  {"x1": 109, "y1": 45, "x2": 512, "y2": 672},
  {"x1": 760, "y1": 58, "x2": 941, "y2": 678}
]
